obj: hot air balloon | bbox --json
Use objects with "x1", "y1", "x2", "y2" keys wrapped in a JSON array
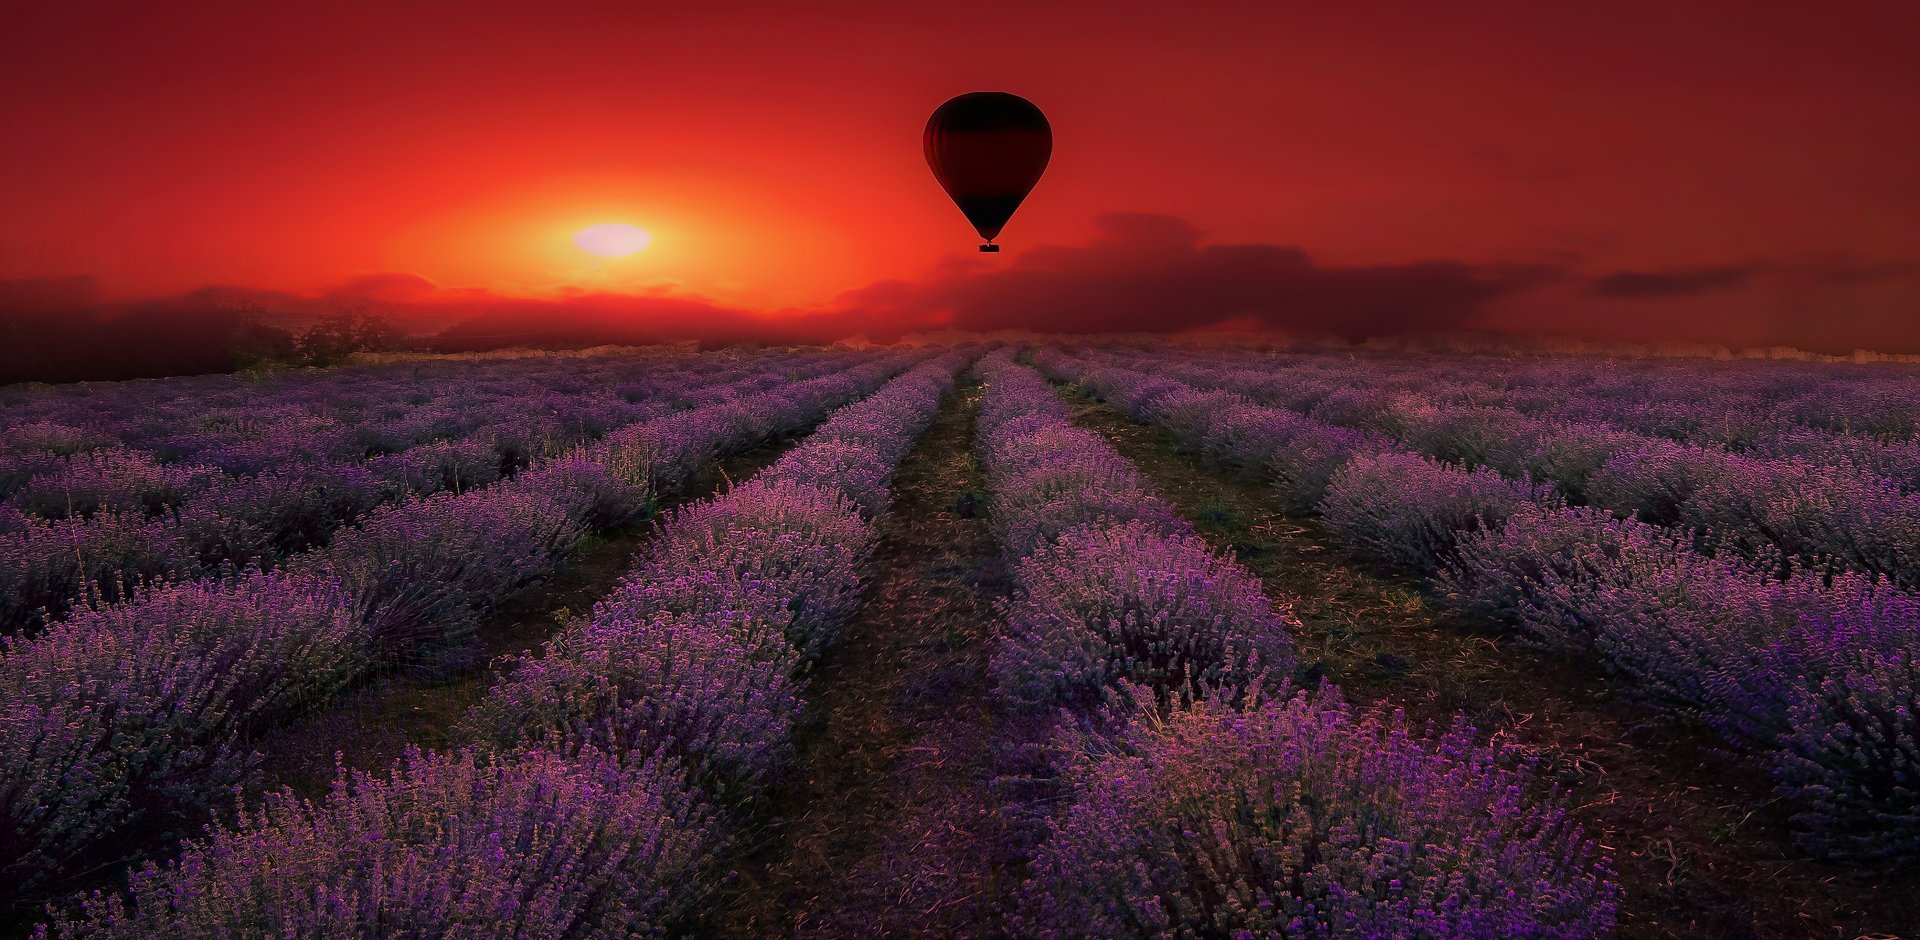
[{"x1": 924, "y1": 92, "x2": 1051, "y2": 252}]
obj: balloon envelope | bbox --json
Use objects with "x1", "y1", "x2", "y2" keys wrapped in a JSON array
[{"x1": 924, "y1": 92, "x2": 1051, "y2": 245}]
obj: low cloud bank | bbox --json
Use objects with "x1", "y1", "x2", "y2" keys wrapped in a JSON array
[
  {"x1": 4, "y1": 214, "x2": 1916, "y2": 382},
  {"x1": 832, "y1": 214, "x2": 1555, "y2": 337}
]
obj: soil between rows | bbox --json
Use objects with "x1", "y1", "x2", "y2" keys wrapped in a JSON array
[
  {"x1": 715, "y1": 384, "x2": 1010, "y2": 938},
  {"x1": 254, "y1": 429, "x2": 819, "y2": 799},
  {"x1": 1064, "y1": 391, "x2": 1918, "y2": 940},
  {"x1": 23, "y1": 380, "x2": 1908, "y2": 940},
  {"x1": 0, "y1": 428, "x2": 813, "y2": 938}
]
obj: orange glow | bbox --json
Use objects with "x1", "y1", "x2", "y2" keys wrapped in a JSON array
[
  {"x1": 572, "y1": 223, "x2": 652, "y2": 258},
  {"x1": 0, "y1": 3, "x2": 1913, "y2": 349}
]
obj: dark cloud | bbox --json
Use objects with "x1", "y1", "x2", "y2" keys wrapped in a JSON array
[
  {"x1": 7, "y1": 221, "x2": 1918, "y2": 383},
  {"x1": 1586, "y1": 258, "x2": 1918, "y2": 300},
  {"x1": 1588, "y1": 264, "x2": 1759, "y2": 298},
  {"x1": 831, "y1": 213, "x2": 1558, "y2": 338},
  {"x1": 1791, "y1": 259, "x2": 1920, "y2": 287},
  {"x1": 332, "y1": 272, "x2": 440, "y2": 299},
  {"x1": 432, "y1": 294, "x2": 864, "y2": 350}
]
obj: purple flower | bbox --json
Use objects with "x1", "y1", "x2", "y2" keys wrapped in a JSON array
[
  {"x1": 35, "y1": 747, "x2": 721, "y2": 939},
  {"x1": 1321, "y1": 452, "x2": 1546, "y2": 575},
  {"x1": 995, "y1": 521, "x2": 1297, "y2": 713},
  {"x1": 1, "y1": 572, "x2": 363, "y2": 896},
  {"x1": 1014, "y1": 693, "x2": 1616, "y2": 939}
]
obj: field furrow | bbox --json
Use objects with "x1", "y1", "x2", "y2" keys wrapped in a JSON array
[
  {"x1": 718, "y1": 378, "x2": 1010, "y2": 938},
  {"x1": 8, "y1": 340, "x2": 1916, "y2": 939},
  {"x1": 252, "y1": 424, "x2": 817, "y2": 797},
  {"x1": 969, "y1": 351, "x2": 1615, "y2": 938},
  {"x1": 2, "y1": 350, "x2": 919, "y2": 925},
  {"x1": 27, "y1": 352, "x2": 976, "y2": 938},
  {"x1": 1063, "y1": 388, "x2": 1920, "y2": 939},
  {"x1": 1041, "y1": 347, "x2": 1920, "y2": 871}
]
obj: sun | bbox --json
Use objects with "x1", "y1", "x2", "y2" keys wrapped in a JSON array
[{"x1": 572, "y1": 222, "x2": 652, "y2": 257}]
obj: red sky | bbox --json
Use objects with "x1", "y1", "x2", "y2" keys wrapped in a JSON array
[{"x1": 2, "y1": 1, "x2": 1916, "y2": 349}]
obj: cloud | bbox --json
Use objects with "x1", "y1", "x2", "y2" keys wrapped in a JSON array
[
  {"x1": 831, "y1": 213, "x2": 1558, "y2": 338},
  {"x1": 1791, "y1": 259, "x2": 1920, "y2": 287},
  {"x1": 332, "y1": 272, "x2": 440, "y2": 299},
  {"x1": 1588, "y1": 264, "x2": 1759, "y2": 298},
  {"x1": 431, "y1": 294, "x2": 841, "y2": 349},
  {"x1": 6, "y1": 219, "x2": 1918, "y2": 379}
]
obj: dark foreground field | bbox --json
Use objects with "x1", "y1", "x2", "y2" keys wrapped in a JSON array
[{"x1": 3, "y1": 343, "x2": 1916, "y2": 938}]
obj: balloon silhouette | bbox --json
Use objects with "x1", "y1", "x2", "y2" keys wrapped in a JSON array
[{"x1": 925, "y1": 92, "x2": 1051, "y2": 252}]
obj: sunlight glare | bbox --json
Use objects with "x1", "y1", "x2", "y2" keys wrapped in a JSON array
[{"x1": 573, "y1": 222, "x2": 653, "y2": 257}]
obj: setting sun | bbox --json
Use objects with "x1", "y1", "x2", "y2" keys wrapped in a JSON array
[{"x1": 572, "y1": 222, "x2": 653, "y2": 257}]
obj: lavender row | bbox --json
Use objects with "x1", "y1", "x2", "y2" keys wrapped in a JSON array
[
  {"x1": 465, "y1": 352, "x2": 970, "y2": 797},
  {"x1": 0, "y1": 355, "x2": 673, "y2": 514},
  {"x1": 1116, "y1": 343, "x2": 1920, "y2": 445},
  {"x1": 1093, "y1": 345, "x2": 1920, "y2": 591},
  {"x1": 34, "y1": 352, "x2": 976, "y2": 938},
  {"x1": 1042, "y1": 350, "x2": 1920, "y2": 865},
  {"x1": 0, "y1": 351, "x2": 864, "y2": 635},
  {"x1": 0, "y1": 348, "x2": 729, "y2": 474},
  {"x1": 0, "y1": 349, "x2": 845, "y2": 588},
  {"x1": 1115, "y1": 345, "x2": 1920, "y2": 577},
  {"x1": 972, "y1": 350, "x2": 1615, "y2": 938},
  {"x1": 0, "y1": 350, "x2": 922, "y2": 906},
  {"x1": 0, "y1": 350, "x2": 839, "y2": 516}
]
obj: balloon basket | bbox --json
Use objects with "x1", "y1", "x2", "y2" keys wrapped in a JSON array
[{"x1": 979, "y1": 243, "x2": 1000, "y2": 253}]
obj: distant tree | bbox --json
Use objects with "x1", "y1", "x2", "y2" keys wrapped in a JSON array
[
  {"x1": 214, "y1": 298, "x2": 296, "y2": 370},
  {"x1": 229, "y1": 315, "x2": 296, "y2": 369},
  {"x1": 351, "y1": 313, "x2": 409, "y2": 352},
  {"x1": 297, "y1": 309, "x2": 409, "y2": 364}
]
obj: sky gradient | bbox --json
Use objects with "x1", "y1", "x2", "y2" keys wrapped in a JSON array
[{"x1": 3, "y1": 1, "x2": 1915, "y2": 350}]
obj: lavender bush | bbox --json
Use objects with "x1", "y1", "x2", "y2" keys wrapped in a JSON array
[
  {"x1": 365, "y1": 438, "x2": 503, "y2": 495},
  {"x1": 0, "y1": 573, "x2": 363, "y2": 895},
  {"x1": 0, "y1": 351, "x2": 874, "y2": 635},
  {"x1": 1439, "y1": 504, "x2": 1687, "y2": 651},
  {"x1": 471, "y1": 355, "x2": 966, "y2": 794},
  {"x1": 35, "y1": 747, "x2": 720, "y2": 939},
  {"x1": 1680, "y1": 454, "x2": 1920, "y2": 589},
  {"x1": 1321, "y1": 451, "x2": 1545, "y2": 575},
  {"x1": 9, "y1": 449, "x2": 218, "y2": 520},
  {"x1": 986, "y1": 350, "x2": 1622, "y2": 923},
  {"x1": 1774, "y1": 639, "x2": 1920, "y2": 863},
  {"x1": 1269, "y1": 423, "x2": 1397, "y2": 512},
  {"x1": 192, "y1": 462, "x2": 386, "y2": 558},
  {"x1": 0, "y1": 510, "x2": 190, "y2": 634},
  {"x1": 989, "y1": 443, "x2": 1188, "y2": 560},
  {"x1": 1443, "y1": 503, "x2": 1920, "y2": 861},
  {"x1": 465, "y1": 592, "x2": 802, "y2": 803},
  {"x1": 1014, "y1": 693, "x2": 1616, "y2": 939},
  {"x1": 994, "y1": 521, "x2": 1296, "y2": 713},
  {"x1": 313, "y1": 486, "x2": 585, "y2": 666},
  {"x1": 630, "y1": 479, "x2": 873, "y2": 664}
]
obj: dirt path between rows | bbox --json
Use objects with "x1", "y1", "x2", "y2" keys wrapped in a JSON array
[
  {"x1": 1067, "y1": 394, "x2": 1918, "y2": 940},
  {"x1": 0, "y1": 437, "x2": 819, "y2": 940},
  {"x1": 255, "y1": 431, "x2": 816, "y2": 798},
  {"x1": 716, "y1": 384, "x2": 1010, "y2": 939}
]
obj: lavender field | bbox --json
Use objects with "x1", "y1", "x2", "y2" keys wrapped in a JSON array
[{"x1": 2, "y1": 344, "x2": 1916, "y2": 938}]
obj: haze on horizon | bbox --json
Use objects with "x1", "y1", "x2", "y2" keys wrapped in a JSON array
[{"x1": 2, "y1": 0, "x2": 1916, "y2": 355}]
